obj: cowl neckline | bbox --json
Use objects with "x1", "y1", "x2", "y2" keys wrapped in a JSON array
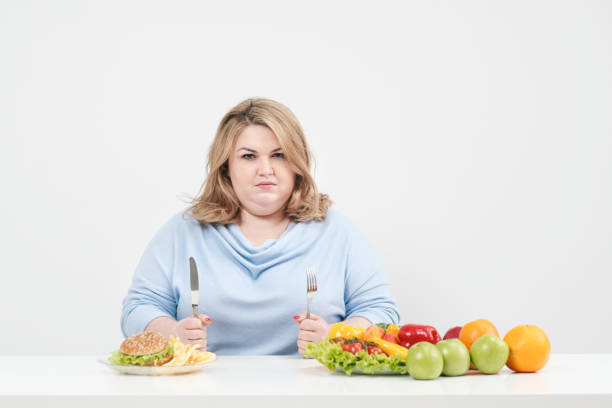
[
  {"x1": 227, "y1": 222, "x2": 295, "y2": 252},
  {"x1": 211, "y1": 220, "x2": 316, "y2": 279}
]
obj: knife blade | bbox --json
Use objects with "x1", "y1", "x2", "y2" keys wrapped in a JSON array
[{"x1": 189, "y1": 257, "x2": 199, "y2": 318}]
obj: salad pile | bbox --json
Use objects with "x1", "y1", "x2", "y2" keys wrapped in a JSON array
[
  {"x1": 305, "y1": 338, "x2": 407, "y2": 375},
  {"x1": 305, "y1": 323, "x2": 419, "y2": 375}
]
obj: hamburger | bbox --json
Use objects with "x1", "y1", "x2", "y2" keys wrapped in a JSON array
[{"x1": 109, "y1": 331, "x2": 174, "y2": 366}]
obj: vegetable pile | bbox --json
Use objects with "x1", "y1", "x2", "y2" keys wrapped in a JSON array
[
  {"x1": 305, "y1": 339, "x2": 407, "y2": 375},
  {"x1": 304, "y1": 322, "x2": 436, "y2": 375}
]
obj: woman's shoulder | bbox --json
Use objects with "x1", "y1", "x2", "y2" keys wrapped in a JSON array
[
  {"x1": 302, "y1": 207, "x2": 359, "y2": 235},
  {"x1": 321, "y1": 207, "x2": 349, "y2": 225},
  {"x1": 151, "y1": 208, "x2": 203, "y2": 239}
]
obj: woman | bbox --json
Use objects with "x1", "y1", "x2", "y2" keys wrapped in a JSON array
[{"x1": 121, "y1": 98, "x2": 399, "y2": 356}]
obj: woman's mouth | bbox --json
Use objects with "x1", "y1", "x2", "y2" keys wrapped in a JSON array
[{"x1": 256, "y1": 182, "x2": 276, "y2": 189}]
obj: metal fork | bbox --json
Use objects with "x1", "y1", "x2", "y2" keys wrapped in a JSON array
[{"x1": 306, "y1": 267, "x2": 317, "y2": 319}]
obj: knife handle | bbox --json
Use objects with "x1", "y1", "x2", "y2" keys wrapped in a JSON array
[{"x1": 191, "y1": 290, "x2": 199, "y2": 317}]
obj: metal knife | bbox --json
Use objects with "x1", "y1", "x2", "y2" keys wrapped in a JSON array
[{"x1": 189, "y1": 257, "x2": 199, "y2": 317}]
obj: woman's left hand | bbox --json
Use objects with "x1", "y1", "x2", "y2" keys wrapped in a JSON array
[{"x1": 293, "y1": 313, "x2": 329, "y2": 357}]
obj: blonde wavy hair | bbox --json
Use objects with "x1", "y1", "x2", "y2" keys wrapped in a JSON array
[{"x1": 188, "y1": 98, "x2": 331, "y2": 224}]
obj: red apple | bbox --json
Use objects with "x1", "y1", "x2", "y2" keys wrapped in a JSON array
[{"x1": 443, "y1": 326, "x2": 462, "y2": 340}]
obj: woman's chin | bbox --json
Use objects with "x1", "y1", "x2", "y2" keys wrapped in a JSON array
[{"x1": 243, "y1": 202, "x2": 286, "y2": 217}]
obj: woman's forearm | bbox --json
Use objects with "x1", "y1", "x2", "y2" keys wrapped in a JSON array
[{"x1": 343, "y1": 316, "x2": 371, "y2": 328}]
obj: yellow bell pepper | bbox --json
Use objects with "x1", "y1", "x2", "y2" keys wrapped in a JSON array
[
  {"x1": 386, "y1": 324, "x2": 400, "y2": 337},
  {"x1": 327, "y1": 323, "x2": 366, "y2": 340}
]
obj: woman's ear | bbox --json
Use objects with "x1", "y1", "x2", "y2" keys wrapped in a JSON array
[{"x1": 222, "y1": 162, "x2": 231, "y2": 180}]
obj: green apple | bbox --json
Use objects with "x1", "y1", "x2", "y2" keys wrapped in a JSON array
[
  {"x1": 436, "y1": 339, "x2": 470, "y2": 376},
  {"x1": 406, "y1": 341, "x2": 443, "y2": 380},
  {"x1": 470, "y1": 334, "x2": 509, "y2": 374}
]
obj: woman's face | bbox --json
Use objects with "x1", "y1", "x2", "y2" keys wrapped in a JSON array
[{"x1": 228, "y1": 125, "x2": 295, "y2": 218}]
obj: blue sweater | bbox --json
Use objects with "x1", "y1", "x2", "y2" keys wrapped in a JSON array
[{"x1": 121, "y1": 208, "x2": 400, "y2": 355}]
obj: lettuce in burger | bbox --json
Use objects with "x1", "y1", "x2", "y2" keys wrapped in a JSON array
[{"x1": 109, "y1": 331, "x2": 174, "y2": 366}]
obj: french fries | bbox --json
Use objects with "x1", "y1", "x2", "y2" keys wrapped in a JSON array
[{"x1": 164, "y1": 336, "x2": 215, "y2": 366}]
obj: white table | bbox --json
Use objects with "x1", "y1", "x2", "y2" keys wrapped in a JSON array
[{"x1": 1, "y1": 354, "x2": 610, "y2": 407}]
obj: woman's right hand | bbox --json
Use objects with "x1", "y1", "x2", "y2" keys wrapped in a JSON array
[
  {"x1": 146, "y1": 315, "x2": 212, "y2": 351},
  {"x1": 174, "y1": 314, "x2": 212, "y2": 350}
]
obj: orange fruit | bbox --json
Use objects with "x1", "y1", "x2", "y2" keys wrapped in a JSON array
[
  {"x1": 503, "y1": 325, "x2": 551, "y2": 372},
  {"x1": 459, "y1": 319, "x2": 500, "y2": 350}
]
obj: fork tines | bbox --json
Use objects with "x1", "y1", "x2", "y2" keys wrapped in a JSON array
[{"x1": 306, "y1": 267, "x2": 317, "y2": 292}]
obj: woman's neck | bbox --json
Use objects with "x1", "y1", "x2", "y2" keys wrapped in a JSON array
[{"x1": 238, "y1": 209, "x2": 290, "y2": 247}]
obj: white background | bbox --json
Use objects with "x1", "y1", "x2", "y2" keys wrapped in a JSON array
[{"x1": 1, "y1": 0, "x2": 610, "y2": 355}]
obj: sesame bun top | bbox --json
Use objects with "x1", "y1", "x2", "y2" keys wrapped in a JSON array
[{"x1": 119, "y1": 331, "x2": 169, "y2": 356}]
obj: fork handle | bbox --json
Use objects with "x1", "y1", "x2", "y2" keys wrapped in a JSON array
[{"x1": 306, "y1": 299, "x2": 312, "y2": 320}]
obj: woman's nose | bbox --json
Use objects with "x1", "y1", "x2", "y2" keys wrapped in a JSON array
[{"x1": 257, "y1": 158, "x2": 274, "y2": 175}]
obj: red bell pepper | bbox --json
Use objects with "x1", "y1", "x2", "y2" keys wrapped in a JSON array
[{"x1": 397, "y1": 324, "x2": 441, "y2": 349}]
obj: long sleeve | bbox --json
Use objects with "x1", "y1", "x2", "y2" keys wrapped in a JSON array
[
  {"x1": 343, "y1": 222, "x2": 400, "y2": 325},
  {"x1": 120, "y1": 221, "x2": 178, "y2": 337}
]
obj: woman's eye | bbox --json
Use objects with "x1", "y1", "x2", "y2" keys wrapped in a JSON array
[
  {"x1": 242, "y1": 154, "x2": 255, "y2": 160},
  {"x1": 272, "y1": 153, "x2": 285, "y2": 159}
]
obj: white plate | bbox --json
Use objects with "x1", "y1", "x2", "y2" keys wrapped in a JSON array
[
  {"x1": 98, "y1": 354, "x2": 216, "y2": 376},
  {"x1": 335, "y1": 366, "x2": 407, "y2": 375}
]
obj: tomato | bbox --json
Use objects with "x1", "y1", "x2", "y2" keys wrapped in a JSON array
[
  {"x1": 341, "y1": 343, "x2": 364, "y2": 354},
  {"x1": 367, "y1": 346, "x2": 383, "y2": 355}
]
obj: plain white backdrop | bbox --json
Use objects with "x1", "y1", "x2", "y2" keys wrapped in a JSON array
[{"x1": 1, "y1": 0, "x2": 611, "y2": 355}]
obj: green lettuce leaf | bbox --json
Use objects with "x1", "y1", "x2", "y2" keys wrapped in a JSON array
[
  {"x1": 305, "y1": 339, "x2": 407, "y2": 375},
  {"x1": 108, "y1": 344, "x2": 174, "y2": 366}
]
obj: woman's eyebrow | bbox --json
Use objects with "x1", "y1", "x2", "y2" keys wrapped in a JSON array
[{"x1": 236, "y1": 147, "x2": 282, "y2": 153}]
